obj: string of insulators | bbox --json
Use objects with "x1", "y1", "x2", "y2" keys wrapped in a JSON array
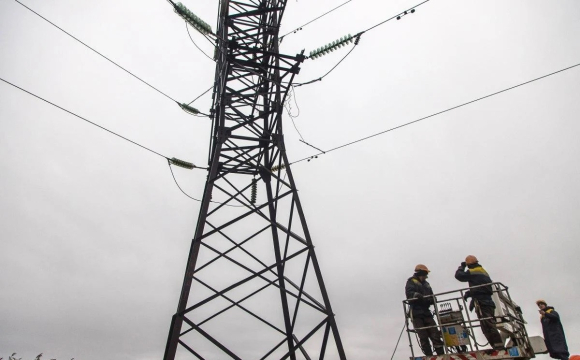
[
  {"x1": 309, "y1": 34, "x2": 354, "y2": 60},
  {"x1": 170, "y1": 157, "x2": 196, "y2": 169},
  {"x1": 271, "y1": 164, "x2": 287, "y2": 172},
  {"x1": 178, "y1": 102, "x2": 200, "y2": 115},
  {"x1": 174, "y1": 2, "x2": 212, "y2": 35},
  {"x1": 250, "y1": 179, "x2": 257, "y2": 204}
]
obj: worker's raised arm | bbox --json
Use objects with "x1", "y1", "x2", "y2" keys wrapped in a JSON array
[{"x1": 455, "y1": 262, "x2": 471, "y2": 282}]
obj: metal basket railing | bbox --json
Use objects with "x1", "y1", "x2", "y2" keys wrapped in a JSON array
[{"x1": 402, "y1": 282, "x2": 534, "y2": 359}]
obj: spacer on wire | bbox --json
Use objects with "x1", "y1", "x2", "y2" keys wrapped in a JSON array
[{"x1": 170, "y1": 157, "x2": 196, "y2": 169}]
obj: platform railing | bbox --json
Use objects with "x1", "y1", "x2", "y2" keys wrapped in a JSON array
[{"x1": 402, "y1": 282, "x2": 534, "y2": 359}]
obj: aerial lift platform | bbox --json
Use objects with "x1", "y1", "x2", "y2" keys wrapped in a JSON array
[{"x1": 403, "y1": 283, "x2": 547, "y2": 360}]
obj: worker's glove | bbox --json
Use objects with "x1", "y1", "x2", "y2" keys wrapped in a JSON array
[
  {"x1": 469, "y1": 299, "x2": 475, "y2": 312},
  {"x1": 460, "y1": 262, "x2": 467, "y2": 268},
  {"x1": 463, "y1": 291, "x2": 471, "y2": 301},
  {"x1": 414, "y1": 293, "x2": 424, "y2": 300}
]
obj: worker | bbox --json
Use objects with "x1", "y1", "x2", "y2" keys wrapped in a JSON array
[
  {"x1": 455, "y1": 255, "x2": 504, "y2": 350},
  {"x1": 405, "y1": 264, "x2": 445, "y2": 356},
  {"x1": 536, "y1": 300, "x2": 569, "y2": 360}
]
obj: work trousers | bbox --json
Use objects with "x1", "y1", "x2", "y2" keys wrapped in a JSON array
[
  {"x1": 553, "y1": 353, "x2": 569, "y2": 360},
  {"x1": 477, "y1": 304, "x2": 504, "y2": 349},
  {"x1": 548, "y1": 350, "x2": 569, "y2": 360},
  {"x1": 412, "y1": 315, "x2": 444, "y2": 356}
]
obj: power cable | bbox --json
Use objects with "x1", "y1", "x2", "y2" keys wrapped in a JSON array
[
  {"x1": 13, "y1": 0, "x2": 179, "y2": 104},
  {"x1": 289, "y1": 61, "x2": 580, "y2": 165},
  {"x1": 168, "y1": 161, "x2": 203, "y2": 201},
  {"x1": 299, "y1": 140, "x2": 325, "y2": 154},
  {"x1": 188, "y1": 86, "x2": 213, "y2": 106},
  {"x1": 295, "y1": 0, "x2": 431, "y2": 87},
  {"x1": 168, "y1": 162, "x2": 249, "y2": 207},
  {"x1": 185, "y1": 21, "x2": 215, "y2": 62},
  {"x1": 362, "y1": 0, "x2": 430, "y2": 34},
  {"x1": 294, "y1": 42, "x2": 359, "y2": 87},
  {"x1": 0, "y1": 76, "x2": 170, "y2": 160},
  {"x1": 284, "y1": 85, "x2": 305, "y2": 141},
  {"x1": 0, "y1": 76, "x2": 247, "y2": 206},
  {"x1": 279, "y1": 0, "x2": 353, "y2": 43}
]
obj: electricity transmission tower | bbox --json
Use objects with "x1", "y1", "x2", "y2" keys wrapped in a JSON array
[{"x1": 164, "y1": 0, "x2": 347, "y2": 359}]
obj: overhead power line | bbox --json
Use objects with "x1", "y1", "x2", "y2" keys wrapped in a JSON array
[
  {"x1": 0, "y1": 78, "x2": 251, "y2": 207},
  {"x1": 14, "y1": 0, "x2": 178, "y2": 103},
  {"x1": 279, "y1": 0, "x2": 353, "y2": 42},
  {"x1": 361, "y1": 0, "x2": 430, "y2": 34},
  {"x1": 188, "y1": 85, "x2": 213, "y2": 105},
  {"x1": 296, "y1": 0, "x2": 430, "y2": 87},
  {"x1": 0, "y1": 76, "x2": 170, "y2": 160},
  {"x1": 0, "y1": 76, "x2": 250, "y2": 205},
  {"x1": 289, "y1": 62, "x2": 580, "y2": 165},
  {"x1": 295, "y1": 42, "x2": 359, "y2": 87}
]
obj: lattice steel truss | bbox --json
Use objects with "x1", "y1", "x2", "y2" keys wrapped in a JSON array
[{"x1": 164, "y1": 0, "x2": 347, "y2": 359}]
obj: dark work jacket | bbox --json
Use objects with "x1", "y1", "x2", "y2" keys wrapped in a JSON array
[
  {"x1": 405, "y1": 276, "x2": 435, "y2": 318},
  {"x1": 541, "y1": 307, "x2": 569, "y2": 359},
  {"x1": 454, "y1": 264, "x2": 495, "y2": 308}
]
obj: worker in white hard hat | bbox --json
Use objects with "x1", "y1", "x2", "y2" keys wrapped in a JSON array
[{"x1": 406, "y1": 264, "x2": 444, "y2": 356}]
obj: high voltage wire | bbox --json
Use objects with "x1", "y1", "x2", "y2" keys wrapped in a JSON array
[
  {"x1": 168, "y1": 162, "x2": 243, "y2": 207},
  {"x1": 361, "y1": 0, "x2": 430, "y2": 34},
  {"x1": 296, "y1": 0, "x2": 431, "y2": 87},
  {"x1": 279, "y1": 0, "x2": 353, "y2": 42},
  {"x1": 188, "y1": 86, "x2": 213, "y2": 105},
  {"x1": 0, "y1": 76, "x2": 253, "y2": 206},
  {"x1": 13, "y1": 0, "x2": 179, "y2": 104},
  {"x1": 14, "y1": 0, "x2": 216, "y2": 119},
  {"x1": 295, "y1": 44, "x2": 359, "y2": 87},
  {"x1": 185, "y1": 21, "x2": 215, "y2": 62},
  {"x1": 289, "y1": 62, "x2": 580, "y2": 165},
  {"x1": 0, "y1": 76, "x2": 171, "y2": 160}
]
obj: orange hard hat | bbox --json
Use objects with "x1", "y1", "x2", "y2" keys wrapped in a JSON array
[
  {"x1": 415, "y1": 264, "x2": 430, "y2": 273},
  {"x1": 536, "y1": 299, "x2": 547, "y2": 306},
  {"x1": 465, "y1": 255, "x2": 479, "y2": 265},
  {"x1": 568, "y1": 355, "x2": 580, "y2": 360}
]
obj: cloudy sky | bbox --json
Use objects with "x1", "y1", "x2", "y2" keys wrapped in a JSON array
[{"x1": 1, "y1": 0, "x2": 579, "y2": 359}]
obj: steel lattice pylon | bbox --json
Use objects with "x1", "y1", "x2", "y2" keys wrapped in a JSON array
[{"x1": 164, "y1": 1, "x2": 347, "y2": 359}]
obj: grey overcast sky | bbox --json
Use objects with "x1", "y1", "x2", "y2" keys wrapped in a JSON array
[{"x1": 1, "y1": 0, "x2": 579, "y2": 359}]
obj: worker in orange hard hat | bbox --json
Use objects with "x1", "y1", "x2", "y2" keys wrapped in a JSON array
[
  {"x1": 455, "y1": 255, "x2": 504, "y2": 350},
  {"x1": 536, "y1": 300, "x2": 569, "y2": 360},
  {"x1": 406, "y1": 264, "x2": 444, "y2": 356}
]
